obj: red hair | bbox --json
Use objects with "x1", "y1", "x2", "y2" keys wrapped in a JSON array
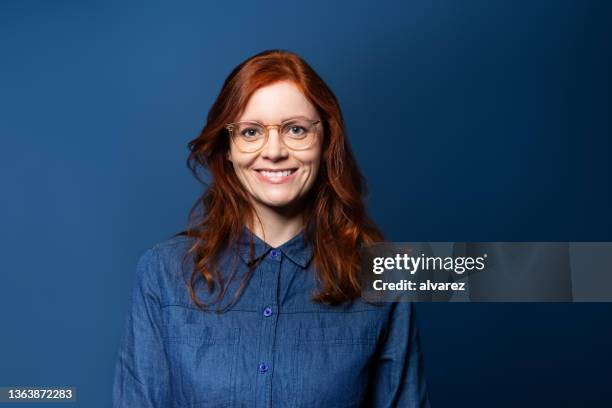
[{"x1": 181, "y1": 49, "x2": 383, "y2": 310}]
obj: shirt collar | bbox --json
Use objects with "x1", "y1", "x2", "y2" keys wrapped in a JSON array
[{"x1": 237, "y1": 225, "x2": 314, "y2": 268}]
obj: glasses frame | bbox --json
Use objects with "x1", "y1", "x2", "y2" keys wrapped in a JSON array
[{"x1": 225, "y1": 118, "x2": 321, "y2": 153}]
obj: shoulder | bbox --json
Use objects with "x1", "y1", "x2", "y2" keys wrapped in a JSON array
[
  {"x1": 147, "y1": 235, "x2": 195, "y2": 262},
  {"x1": 134, "y1": 235, "x2": 197, "y2": 289}
]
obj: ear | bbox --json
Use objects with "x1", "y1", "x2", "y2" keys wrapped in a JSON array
[{"x1": 226, "y1": 150, "x2": 232, "y2": 162}]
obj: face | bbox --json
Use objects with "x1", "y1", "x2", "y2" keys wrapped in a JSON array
[{"x1": 227, "y1": 81, "x2": 323, "y2": 213}]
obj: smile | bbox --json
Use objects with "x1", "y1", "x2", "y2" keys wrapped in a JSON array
[{"x1": 254, "y1": 168, "x2": 298, "y2": 184}]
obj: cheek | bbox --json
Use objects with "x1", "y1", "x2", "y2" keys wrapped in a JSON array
[
  {"x1": 228, "y1": 149, "x2": 255, "y2": 172},
  {"x1": 305, "y1": 150, "x2": 323, "y2": 177},
  {"x1": 299, "y1": 145, "x2": 323, "y2": 168},
  {"x1": 298, "y1": 153, "x2": 322, "y2": 190}
]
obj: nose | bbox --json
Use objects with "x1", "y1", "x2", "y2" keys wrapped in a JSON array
[{"x1": 261, "y1": 128, "x2": 288, "y2": 161}]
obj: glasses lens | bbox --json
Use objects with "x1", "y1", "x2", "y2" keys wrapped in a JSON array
[
  {"x1": 281, "y1": 120, "x2": 318, "y2": 150},
  {"x1": 233, "y1": 122, "x2": 266, "y2": 152}
]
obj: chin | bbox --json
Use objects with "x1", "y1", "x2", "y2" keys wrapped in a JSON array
[
  {"x1": 256, "y1": 194, "x2": 300, "y2": 209},
  {"x1": 261, "y1": 199, "x2": 295, "y2": 208}
]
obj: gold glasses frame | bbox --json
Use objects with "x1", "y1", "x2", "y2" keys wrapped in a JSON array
[{"x1": 225, "y1": 117, "x2": 321, "y2": 153}]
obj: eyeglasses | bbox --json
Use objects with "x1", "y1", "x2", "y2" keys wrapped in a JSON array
[{"x1": 225, "y1": 117, "x2": 321, "y2": 153}]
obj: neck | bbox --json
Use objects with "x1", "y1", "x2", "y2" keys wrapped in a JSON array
[{"x1": 249, "y1": 201, "x2": 305, "y2": 248}]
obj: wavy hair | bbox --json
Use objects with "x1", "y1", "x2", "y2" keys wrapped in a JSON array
[{"x1": 181, "y1": 49, "x2": 383, "y2": 310}]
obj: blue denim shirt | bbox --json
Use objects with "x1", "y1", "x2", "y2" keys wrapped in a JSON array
[{"x1": 112, "y1": 228, "x2": 430, "y2": 408}]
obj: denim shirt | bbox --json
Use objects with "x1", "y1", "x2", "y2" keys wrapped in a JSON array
[{"x1": 112, "y1": 227, "x2": 430, "y2": 408}]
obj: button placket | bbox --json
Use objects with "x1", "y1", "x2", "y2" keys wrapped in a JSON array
[{"x1": 253, "y1": 248, "x2": 281, "y2": 406}]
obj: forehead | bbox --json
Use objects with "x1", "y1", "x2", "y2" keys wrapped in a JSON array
[{"x1": 239, "y1": 81, "x2": 318, "y2": 122}]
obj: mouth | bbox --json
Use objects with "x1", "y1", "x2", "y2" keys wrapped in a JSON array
[{"x1": 254, "y1": 168, "x2": 298, "y2": 184}]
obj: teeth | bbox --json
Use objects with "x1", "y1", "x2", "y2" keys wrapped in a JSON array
[{"x1": 260, "y1": 170, "x2": 293, "y2": 178}]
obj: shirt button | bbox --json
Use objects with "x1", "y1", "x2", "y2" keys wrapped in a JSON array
[
  {"x1": 258, "y1": 362, "x2": 269, "y2": 373},
  {"x1": 263, "y1": 306, "x2": 273, "y2": 317},
  {"x1": 269, "y1": 249, "x2": 280, "y2": 259}
]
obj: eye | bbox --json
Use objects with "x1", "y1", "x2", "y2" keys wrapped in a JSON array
[
  {"x1": 284, "y1": 124, "x2": 307, "y2": 137},
  {"x1": 290, "y1": 126, "x2": 305, "y2": 135},
  {"x1": 240, "y1": 127, "x2": 263, "y2": 138}
]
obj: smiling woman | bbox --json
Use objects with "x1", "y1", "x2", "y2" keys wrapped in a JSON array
[
  {"x1": 225, "y1": 82, "x2": 323, "y2": 219},
  {"x1": 112, "y1": 49, "x2": 430, "y2": 408}
]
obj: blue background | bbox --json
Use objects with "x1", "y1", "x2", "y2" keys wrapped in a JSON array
[{"x1": 1, "y1": 0, "x2": 611, "y2": 406}]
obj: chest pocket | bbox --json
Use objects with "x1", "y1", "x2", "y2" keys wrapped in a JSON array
[
  {"x1": 293, "y1": 325, "x2": 378, "y2": 408},
  {"x1": 163, "y1": 323, "x2": 240, "y2": 408}
]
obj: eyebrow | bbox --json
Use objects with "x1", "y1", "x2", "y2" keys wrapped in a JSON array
[{"x1": 238, "y1": 115, "x2": 313, "y2": 124}]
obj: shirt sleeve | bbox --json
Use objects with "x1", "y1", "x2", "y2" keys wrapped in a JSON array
[
  {"x1": 368, "y1": 301, "x2": 431, "y2": 408},
  {"x1": 112, "y1": 249, "x2": 171, "y2": 407}
]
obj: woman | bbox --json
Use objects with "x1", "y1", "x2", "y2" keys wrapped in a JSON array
[{"x1": 112, "y1": 49, "x2": 429, "y2": 408}]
